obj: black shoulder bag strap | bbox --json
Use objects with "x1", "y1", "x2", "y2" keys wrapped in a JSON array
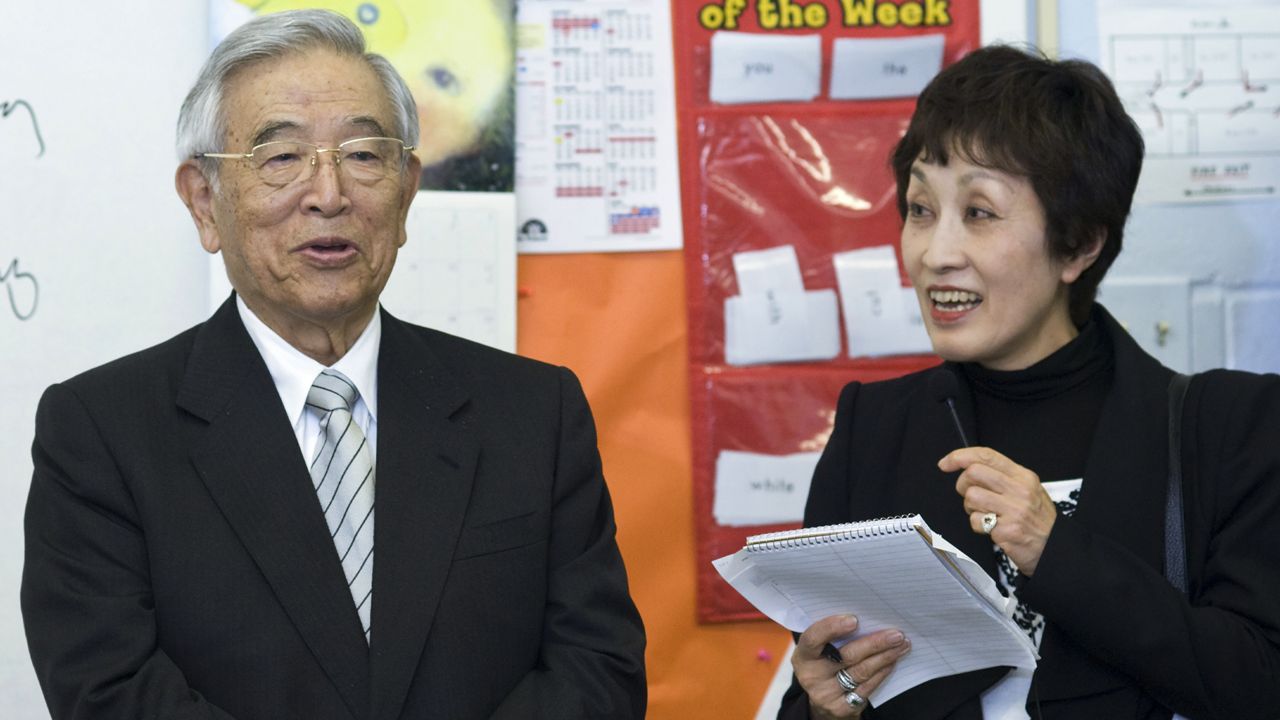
[{"x1": 1165, "y1": 372, "x2": 1192, "y2": 595}]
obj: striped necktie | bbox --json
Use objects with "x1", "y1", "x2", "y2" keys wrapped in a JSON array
[{"x1": 306, "y1": 369, "x2": 375, "y2": 642}]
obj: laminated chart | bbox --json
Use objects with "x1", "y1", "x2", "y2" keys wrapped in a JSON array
[{"x1": 1101, "y1": 6, "x2": 1280, "y2": 202}]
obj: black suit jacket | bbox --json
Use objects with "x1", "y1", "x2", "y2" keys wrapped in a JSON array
[
  {"x1": 22, "y1": 297, "x2": 646, "y2": 720},
  {"x1": 779, "y1": 306, "x2": 1280, "y2": 720}
]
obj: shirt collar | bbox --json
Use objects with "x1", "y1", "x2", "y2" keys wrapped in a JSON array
[{"x1": 236, "y1": 295, "x2": 381, "y2": 426}]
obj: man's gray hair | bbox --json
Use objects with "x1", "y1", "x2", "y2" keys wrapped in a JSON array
[{"x1": 176, "y1": 9, "x2": 419, "y2": 180}]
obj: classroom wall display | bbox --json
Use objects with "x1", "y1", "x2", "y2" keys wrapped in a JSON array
[{"x1": 672, "y1": 0, "x2": 981, "y2": 622}]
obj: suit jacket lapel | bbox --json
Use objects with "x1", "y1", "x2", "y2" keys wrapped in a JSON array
[
  {"x1": 178, "y1": 298, "x2": 371, "y2": 719},
  {"x1": 1074, "y1": 309, "x2": 1170, "y2": 573},
  {"x1": 369, "y1": 311, "x2": 477, "y2": 720},
  {"x1": 1032, "y1": 308, "x2": 1173, "y2": 699}
]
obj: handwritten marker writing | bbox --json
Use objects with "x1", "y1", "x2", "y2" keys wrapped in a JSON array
[
  {"x1": 1, "y1": 99, "x2": 47, "y2": 157},
  {"x1": 1, "y1": 258, "x2": 39, "y2": 321}
]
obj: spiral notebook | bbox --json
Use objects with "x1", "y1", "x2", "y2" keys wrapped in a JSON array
[{"x1": 712, "y1": 514, "x2": 1037, "y2": 705}]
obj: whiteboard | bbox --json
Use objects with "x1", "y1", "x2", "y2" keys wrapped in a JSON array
[{"x1": 0, "y1": 2, "x2": 210, "y2": 714}]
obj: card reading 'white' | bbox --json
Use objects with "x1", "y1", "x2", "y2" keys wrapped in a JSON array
[{"x1": 713, "y1": 449, "x2": 820, "y2": 526}]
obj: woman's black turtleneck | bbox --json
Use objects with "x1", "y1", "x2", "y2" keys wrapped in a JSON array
[{"x1": 960, "y1": 314, "x2": 1114, "y2": 483}]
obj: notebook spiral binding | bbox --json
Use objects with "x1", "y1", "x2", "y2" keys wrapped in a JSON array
[{"x1": 745, "y1": 514, "x2": 918, "y2": 553}]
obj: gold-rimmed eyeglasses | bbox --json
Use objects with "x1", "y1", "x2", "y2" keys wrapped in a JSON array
[{"x1": 195, "y1": 137, "x2": 415, "y2": 187}]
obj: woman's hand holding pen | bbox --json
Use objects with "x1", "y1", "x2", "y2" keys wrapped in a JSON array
[
  {"x1": 792, "y1": 614, "x2": 910, "y2": 719},
  {"x1": 941, "y1": 446, "x2": 1057, "y2": 576}
]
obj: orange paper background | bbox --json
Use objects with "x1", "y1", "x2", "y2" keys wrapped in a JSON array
[{"x1": 517, "y1": 252, "x2": 791, "y2": 719}]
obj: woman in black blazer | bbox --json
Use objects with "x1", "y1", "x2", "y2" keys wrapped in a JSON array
[{"x1": 779, "y1": 46, "x2": 1280, "y2": 720}]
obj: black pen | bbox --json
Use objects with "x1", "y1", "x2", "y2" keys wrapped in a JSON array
[{"x1": 823, "y1": 642, "x2": 843, "y2": 664}]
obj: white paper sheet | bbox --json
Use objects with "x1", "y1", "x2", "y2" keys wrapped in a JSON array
[
  {"x1": 725, "y1": 289, "x2": 841, "y2": 366},
  {"x1": 732, "y1": 245, "x2": 806, "y2": 295},
  {"x1": 712, "y1": 515, "x2": 1037, "y2": 705},
  {"x1": 710, "y1": 31, "x2": 821, "y2": 104},
  {"x1": 713, "y1": 450, "x2": 821, "y2": 527},
  {"x1": 380, "y1": 192, "x2": 517, "y2": 352},
  {"x1": 829, "y1": 34, "x2": 945, "y2": 100},
  {"x1": 833, "y1": 245, "x2": 932, "y2": 358}
]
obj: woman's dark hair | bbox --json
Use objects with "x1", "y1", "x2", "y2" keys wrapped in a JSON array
[{"x1": 891, "y1": 45, "x2": 1144, "y2": 325}]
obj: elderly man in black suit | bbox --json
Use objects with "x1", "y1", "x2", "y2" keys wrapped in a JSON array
[{"x1": 21, "y1": 10, "x2": 645, "y2": 719}]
